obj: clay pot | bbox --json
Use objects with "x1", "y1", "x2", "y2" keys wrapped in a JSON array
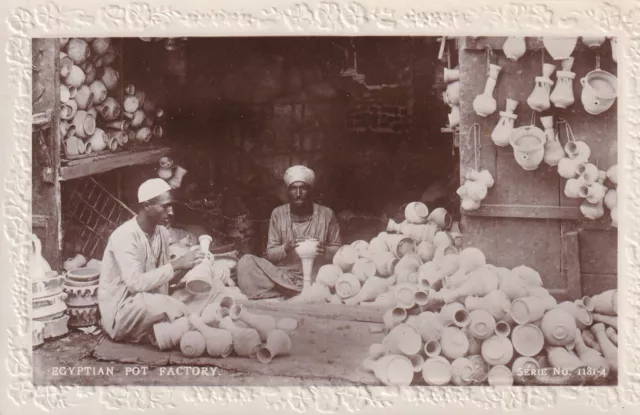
[
  {"x1": 547, "y1": 346, "x2": 586, "y2": 372},
  {"x1": 102, "y1": 46, "x2": 117, "y2": 65},
  {"x1": 503, "y1": 37, "x2": 526, "y2": 61},
  {"x1": 509, "y1": 126, "x2": 546, "y2": 171},
  {"x1": 582, "y1": 36, "x2": 606, "y2": 49},
  {"x1": 333, "y1": 245, "x2": 358, "y2": 272},
  {"x1": 91, "y1": 38, "x2": 111, "y2": 55},
  {"x1": 422, "y1": 356, "x2": 452, "y2": 386},
  {"x1": 361, "y1": 291, "x2": 396, "y2": 308},
  {"x1": 543, "y1": 37, "x2": 578, "y2": 60},
  {"x1": 168, "y1": 166, "x2": 188, "y2": 189},
  {"x1": 395, "y1": 253, "x2": 422, "y2": 283},
  {"x1": 440, "y1": 326, "x2": 469, "y2": 359},
  {"x1": 81, "y1": 61, "x2": 96, "y2": 84},
  {"x1": 184, "y1": 260, "x2": 214, "y2": 294},
  {"x1": 556, "y1": 301, "x2": 593, "y2": 330},
  {"x1": 100, "y1": 66, "x2": 120, "y2": 90},
  {"x1": 393, "y1": 282, "x2": 417, "y2": 309},
  {"x1": 450, "y1": 357, "x2": 475, "y2": 386},
  {"x1": 59, "y1": 96, "x2": 79, "y2": 121},
  {"x1": 581, "y1": 69, "x2": 617, "y2": 115},
  {"x1": 256, "y1": 329, "x2": 292, "y2": 364},
  {"x1": 66, "y1": 38, "x2": 91, "y2": 65},
  {"x1": 230, "y1": 305, "x2": 276, "y2": 342},
  {"x1": 344, "y1": 276, "x2": 390, "y2": 306},
  {"x1": 511, "y1": 323, "x2": 545, "y2": 357},
  {"x1": 609, "y1": 37, "x2": 618, "y2": 63},
  {"x1": 498, "y1": 273, "x2": 529, "y2": 301},
  {"x1": 86, "y1": 128, "x2": 109, "y2": 152},
  {"x1": 495, "y1": 320, "x2": 511, "y2": 337},
  {"x1": 527, "y1": 63, "x2": 555, "y2": 112},
  {"x1": 124, "y1": 94, "x2": 140, "y2": 113},
  {"x1": 316, "y1": 264, "x2": 342, "y2": 289},
  {"x1": 473, "y1": 65, "x2": 501, "y2": 117},
  {"x1": 134, "y1": 127, "x2": 152, "y2": 143},
  {"x1": 63, "y1": 136, "x2": 86, "y2": 157},
  {"x1": 180, "y1": 331, "x2": 206, "y2": 357},
  {"x1": 540, "y1": 308, "x2": 578, "y2": 347},
  {"x1": 335, "y1": 273, "x2": 361, "y2": 299},
  {"x1": 605, "y1": 189, "x2": 617, "y2": 210},
  {"x1": 468, "y1": 309, "x2": 496, "y2": 340},
  {"x1": 580, "y1": 199, "x2": 605, "y2": 220},
  {"x1": 582, "y1": 330, "x2": 603, "y2": 353},
  {"x1": 606, "y1": 327, "x2": 618, "y2": 346},
  {"x1": 426, "y1": 207, "x2": 452, "y2": 230},
  {"x1": 218, "y1": 316, "x2": 262, "y2": 358},
  {"x1": 448, "y1": 106, "x2": 460, "y2": 128},
  {"x1": 607, "y1": 164, "x2": 618, "y2": 185},
  {"x1": 491, "y1": 109, "x2": 518, "y2": 147},
  {"x1": 443, "y1": 68, "x2": 460, "y2": 83},
  {"x1": 445, "y1": 81, "x2": 460, "y2": 106},
  {"x1": 385, "y1": 235, "x2": 416, "y2": 259},
  {"x1": 551, "y1": 62, "x2": 576, "y2": 108},
  {"x1": 152, "y1": 316, "x2": 190, "y2": 351},
  {"x1": 125, "y1": 109, "x2": 146, "y2": 128},
  {"x1": 416, "y1": 241, "x2": 436, "y2": 263},
  {"x1": 488, "y1": 365, "x2": 514, "y2": 386},
  {"x1": 465, "y1": 290, "x2": 511, "y2": 320},
  {"x1": 439, "y1": 267, "x2": 499, "y2": 304},
  {"x1": 383, "y1": 324, "x2": 422, "y2": 356},
  {"x1": 565, "y1": 140, "x2": 591, "y2": 163},
  {"x1": 573, "y1": 327, "x2": 610, "y2": 376},
  {"x1": 373, "y1": 355, "x2": 415, "y2": 386},
  {"x1": 592, "y1": 313, "x2": 617, "y2": 329},
  {"x1": 64, "y1": 65, "x2": 86, "y2": 88},
  {"x1": 405, "y1": 202, "x2": 429, "y2": 224},
  {"x1": 511, "y1": 296, "x2": 546, "y2": 324},
  {"x1": 438, "y1": 302, "x2": 468, "y2": 328},
  {"x1": 59, "y1": 52, "x2": 73, "y2": 78},
  {"x1": 88, "y1": 80, "x2": 108, "y2": 105},
  {"x1": 481, "y1": 335, "x2": 514, "y2": 366},
  {"x1": 96, "y1": 97, "x2": 121, "y2": 121},
  {"x1": 383, "y1": 307, "x2": 407, "y2": 331},
  {"x1": 511, "y1": 356, "x2": 540, "y2": 385},
  {"x1": 590, "y1": 289, "x2": 617, "y2": 316},
  {"x1": 106, "y1": 130, "x2": 127, "y2": 148}
]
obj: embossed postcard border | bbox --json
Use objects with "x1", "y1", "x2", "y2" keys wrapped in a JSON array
[{"x1": 2, "y1": 0, "x2": 640, "y2": 413}]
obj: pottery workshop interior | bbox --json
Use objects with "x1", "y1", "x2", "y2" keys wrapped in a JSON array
[{"x1": 31, "y1": 37, "x2": 619, "y2": 386}]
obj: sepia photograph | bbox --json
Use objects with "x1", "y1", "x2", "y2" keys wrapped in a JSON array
[{"x1": 29, "y1": 35, "x2": 618, "y2": 387}]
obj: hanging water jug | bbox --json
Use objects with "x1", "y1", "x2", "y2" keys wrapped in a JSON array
[
  {"x1": 580, "y1": 61, "x2": 617, "y2": 115},
  {"x1": 473, "y1": 64, "x2": 501, "y2": 117},
  {"x1": 503, "y1": 37, "x2": 526, "y2": 61},
  {"x1": 491, "y1": 98, "x2": 518, "y2": 147},
  {"x1": 550, "y1": 57, "x2": 576, "y2": 109},
  {"x1": 509, "y1": 126, "x2": 547, "y2": 171},
  {"x1": 527, "y1": 63, "x2": 556, "y2": 112},
  {"x1": 543, "y1": 37, "x2": 578, "y2": 60}
]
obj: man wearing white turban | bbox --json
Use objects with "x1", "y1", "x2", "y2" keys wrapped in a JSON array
[
  {"x1": 98, "y1": 179, "x2": 206, "y2": 345},
  {"x1": 237, "y1": 165, "x2": 342, "y2": 299}
]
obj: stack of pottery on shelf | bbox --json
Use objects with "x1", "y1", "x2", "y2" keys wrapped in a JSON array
[
  {"x1": 62, "y1": 254, "x2": 101, "y2": 328},
  {"x1": 59, "y1": 37, "x2": 165, "y2": 159},
  {"x1": 156, "y1": 156, "x2": 189, "y2": 190},
  {"x1": 31, "y1": 235, "x2": 69, "y2": 347},
  {"x1": 442, "y1": 67, "x2": 461, "y2": 128},
  {"x1": 153, "y1": 295, "x2": 297, "y2": 365},
  {"x1": 359, "y1": 238, "x2": 618, "y2": 386},
  {"x1": 289, "y1": 202, "x2": 462, "y2": 306}
]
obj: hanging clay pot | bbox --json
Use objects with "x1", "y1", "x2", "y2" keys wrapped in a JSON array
[
  {"x1": 448, "y1": 106, "x2": 460, "y2": 128},
  {"x1": 99, "y1": 66, "x2": 120, "y2": 91},
  {"x1": 422, "y1": 356, "x2": 452, "y2": 386},
  {"x1": 605, "y1": 189, "x2": 617, "y2": 210},
  {"x1": 609, "y1": 37, "x2": 618, "y2": 63},
  {"x1": 373, "y1": 355, "x2": 415, "y2": 386},
  {"x1": 503, "y1": 37, "x2": 526, "y2": 61},
  {"x1": 544, "y1": 133, "x2": 565, "y2": 167},
  {"x1": 218, "y1": 316, "x2": 262, "y2": 358},
  {"x1": 59, "y1": 52, "x2": 73, "y2": 78},
  {"x1": 256, "y1": 329, "x2": 292, "y2": 364},
  {"x1": 383, "y1": 324, "x2": 422, "y2": 356},
  {"x1": 582, "y1": 36, "x2": 606, "y2": 49},
  {"x1": 607, "y1": 164, "x2": 618, "y2": 185},
  {"x1": 333, "y1": 245, "x2": 358, "y2": 272},
  {"x1": 473, "y1": 64, "x2": 501, "y2": 117},
  {"x1": 64, "y1": 65, "x2": 86, "y2": 88},
  {"x1": 491, "y1": 99, "x2": 519, "y2": 147},
  {"x1": 509, "y1": 125, "x2": 546, "y2": 171},
  {"x1": 444, "y1": 68, "x2": 460, "y2": 83},
  {"x1": 540, "y1": 308, "x2": 578, "y2": 347},
  {"x1": 580, "y1": 199, "x2": 605, "y2": 220},
  {"x1": 334, "y1": 273, "x2": 361, "y2": 299},
  {"x1": 66, "y1": 38, "x2": 91, "y2": 65},
  {"x1": 180, "y1": 331, "x2": 206, "y2": 357},
  {"x1": 481, "y1": 335, "x2": 514, "y2": 366},
  {"x1": 590, "y1": 289, "x2": 617, "y2": 316},
  {"x1": 527, "y1": 63, "x2": 556, "y2": 112},
  {"x1": 543, "y1": 37, "x2": 578, "y2": 60},
  {"x1": 581, "y1": 182, "x2": 607, "y2": 204},
  {"x1": 152, "y1": 316, "x2": 190, "y2": 351},
  {"x1": 565, "y1": 140, "x2": 591, "y2": 163},
  {"x1": 72, "y1": 110, "x2": 96, "y2": 139},
  {"x1": 550, "y1": 57, "x2": 576, "y2": 108},
  {"x1": 230, "y1": 305, "x2": 276, "y2": 342},
  {"x1": 465, "y1": 289, "x2": 511, "y2": 320},
  {"x1": 440, "y1": 326, "x2": 470, "y2": 360},
  {"x1": 581, "y1": 67, "x2": 617, "y2": 115},
  {"x1": 445, "y1": 81, "x2": 460, "y2": 106},
  {"x1": 511, "y1": 296, "x2": 546, "y2": 324},
  {"x1": 316, "y1": 264, "x2": 342, "y2": 289}
]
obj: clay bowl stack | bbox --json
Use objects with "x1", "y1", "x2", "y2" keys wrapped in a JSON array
[
  {"x1": 32, "y1": 270, "x2": 69, "y2": 347},
  {"x1": 63, "y1": 267, "x2": 101, "y2": 328}
]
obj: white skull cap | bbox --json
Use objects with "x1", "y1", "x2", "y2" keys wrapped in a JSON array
[{"x1": 138, "y1": 178, "x2": 172, "y2": 203}]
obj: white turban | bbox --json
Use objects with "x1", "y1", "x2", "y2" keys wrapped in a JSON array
[
  {"x1": 284, "y1": 165, "x2": 315, "y2": 187},
  {"x1": 138, "y1": 178, "x2": 172, "y2": 203}
]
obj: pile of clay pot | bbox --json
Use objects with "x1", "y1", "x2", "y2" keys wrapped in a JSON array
[
  {"x1": 153, "y1": 296, "x2": 298, "y2": 364},
  {"x1": 59, "y1": 37, "x2": 164, "y2": 158},
  {"x1": 359, "y1": 244, "x2": 618, "y2": 386},
  {"x1": 61, "y1": 253, "x2": 103, "y2": 329},
  {"x1": 287, "y1": 202, "x2": 461, "y2": 305}
]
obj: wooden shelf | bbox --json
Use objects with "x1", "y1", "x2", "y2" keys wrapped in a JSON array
[{"x1": 59, "y1": 146, "x2": 172, "y2": 181}]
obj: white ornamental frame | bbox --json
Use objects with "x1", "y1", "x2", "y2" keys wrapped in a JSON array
[{"x1": 0, "y1": 0, "x2": 638, "y2": 414}]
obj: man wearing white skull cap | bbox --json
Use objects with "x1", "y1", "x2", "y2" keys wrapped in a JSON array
[
  {"x1": 98, "y1": 179, "x2": 206, "y2": 345},
  {"x1": 237, "y1": 165, "x2": 342, "y2": 299}
]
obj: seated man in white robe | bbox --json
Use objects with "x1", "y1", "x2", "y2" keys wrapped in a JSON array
[{"x1": 98, "y1": 179, "x2": 205, "y2": 344}]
